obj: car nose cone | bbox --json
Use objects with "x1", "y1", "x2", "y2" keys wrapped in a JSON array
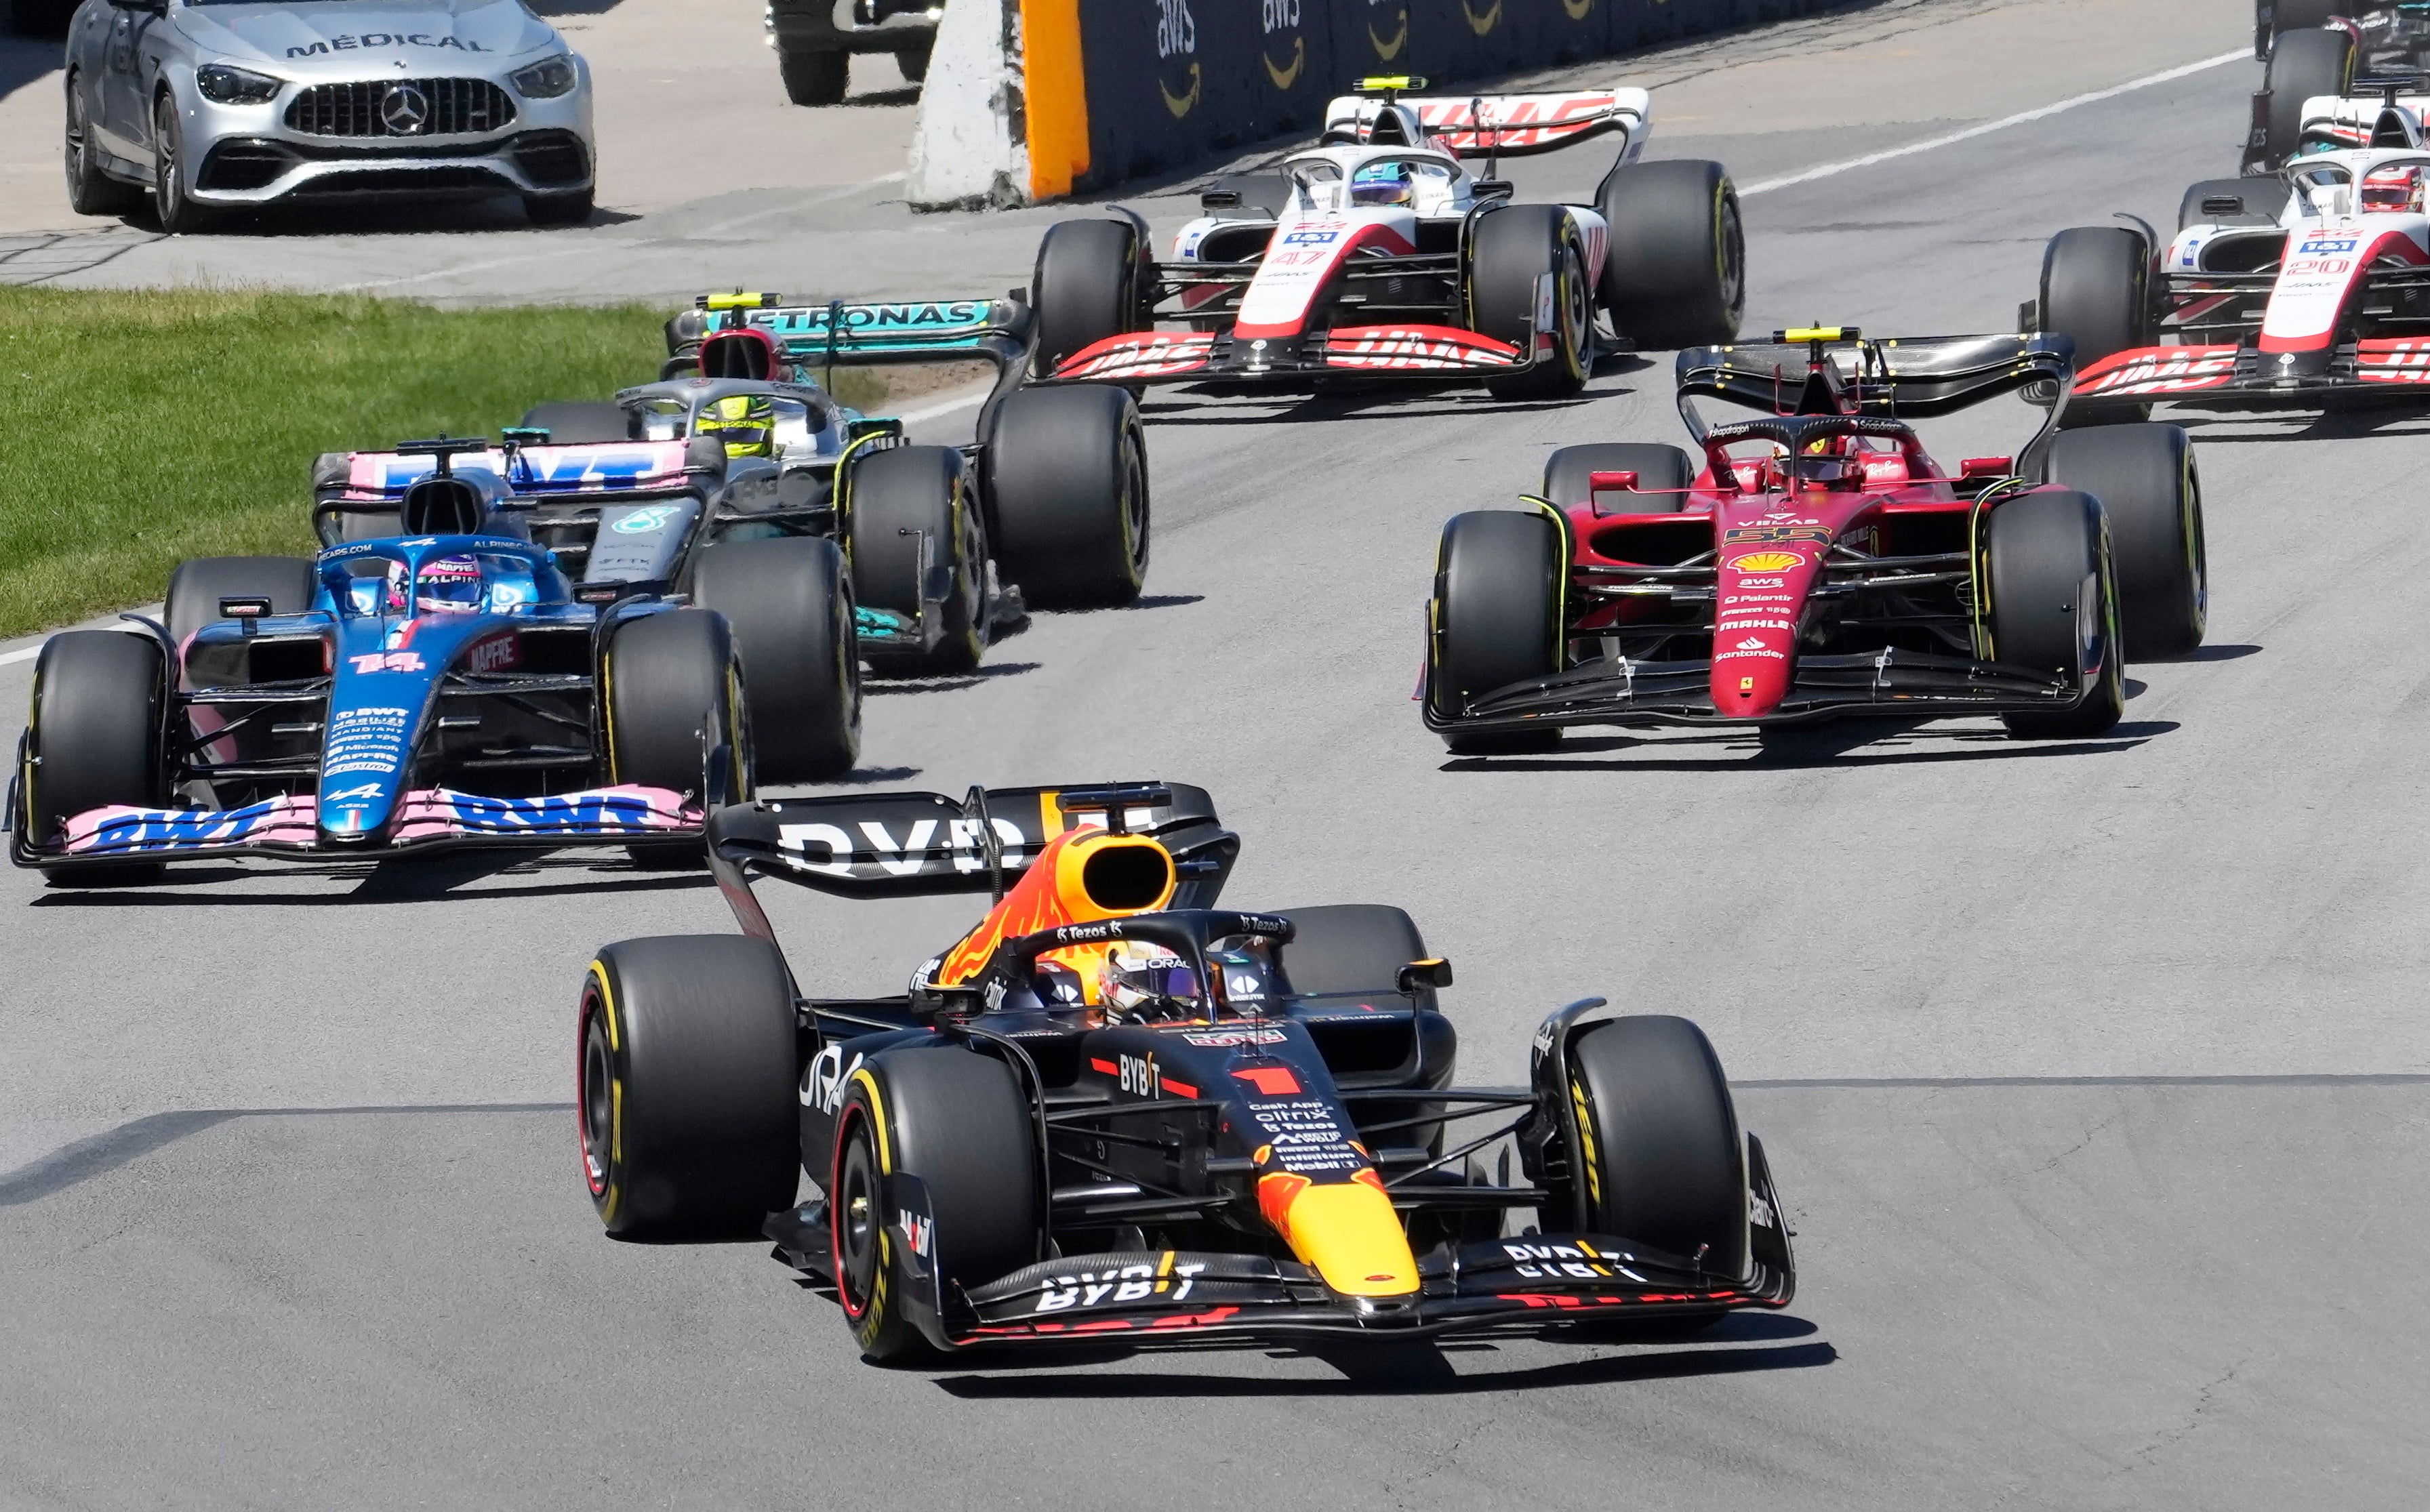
[{"x1": 380, "y1": 84, "x2": 429, "y2": 135}]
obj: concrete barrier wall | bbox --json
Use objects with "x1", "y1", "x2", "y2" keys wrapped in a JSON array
[{"x1": 908, "y1": 0, "x2": 1849, "y2": 207}]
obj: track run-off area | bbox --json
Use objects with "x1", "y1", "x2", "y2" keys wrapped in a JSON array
[{"x1": 2, "y1": 1, "x2": 2424, "y2": 1507}]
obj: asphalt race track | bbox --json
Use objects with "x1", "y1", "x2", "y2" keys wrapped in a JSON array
[{"x1": 3, "y1": 3, "x2": 2427, "y2": 1508}]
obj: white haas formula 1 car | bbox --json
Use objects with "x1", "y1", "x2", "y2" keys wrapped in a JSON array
[
  {"x1": 1028, "y1": 77, "x2": 1745, "y2": 401},
  {"x1": 2038, "y1": 84, "x2": 2430, "y2": 412}
]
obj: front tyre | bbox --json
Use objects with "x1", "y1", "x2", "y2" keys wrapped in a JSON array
[
  {"x1": 1030, "y1": 218, "x2": 1142, "y2": 377},
  {"x1": 1467, "y1": 204, "x2": 1591, "y2": 399},
  {"x1": 22, "y1": 631, "x2": 170, "y2": 885},
  {"x1": 688, "y1": 537, "x2": 861, "y2": 783},
  {"x1": 578, "y1": 936, "x2": 801, "y2": 1239},
  {"x1": 151, "y1": 92, "x2": 211, "y2": 235},
  {"x1": 2042, "y1": 424, "x2": 2206, "y2": 659},
  {"x1": 1597, "y1": 159, "x2": 1745, "y2": 350},
  {"x1": 602, "y1": 608, "x2": 749, "y2": 863},
  {"x1": 1427, "y1": 510, "x2": 1563, "y2": 755},
  {"x1": 779, "y1": 47, "x2": 850, "y2": 106},
  {"x1": 1566, "y1": 1016, "x2": 1749, "y2": 1282},
  {"x1": 1543, "y1": 443, "x2": 1697, "y2": 514},
  {"x1": 845, "y1": 446, "x2": 985, "y2": 676},
  {"x1": 984, "y1": 383, "x2": 1150, "y2": 608},
  {"x1": 1987, "y1": 489, "x2": 2126, "y2": 739}
]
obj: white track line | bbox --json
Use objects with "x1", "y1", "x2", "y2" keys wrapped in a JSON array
[{"x1": 1737, "y1": 48, "x2": 2251, "y2": 197}]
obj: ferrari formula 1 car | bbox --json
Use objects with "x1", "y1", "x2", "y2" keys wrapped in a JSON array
[
  {"x1": 9, "y1": 451, "x2": 790, "y2": 884},
  {"x1": 1025, "y1": 77, "x2": 1744, "y2": 400},
  {"x1": 2040, "y1": 93, "x2": 2430, "y2": 414},
  {"x1": 575, "y1": 783, "x2": 1794, "y2": 1359},
  {"x1": 1419, "y1": 328, "x2": 2210, "y2": 749}
]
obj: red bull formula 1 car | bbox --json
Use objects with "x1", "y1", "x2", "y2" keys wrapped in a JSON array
[
  {"x1": 1025, "y1": 77, "x2": 1744, "y2": 401},
  {"x1": 576, "y1": 783, "x2": 1793, "y2": 1359},
  {"x1": 1419, "y1": 328, "x2": 2210, "y2": 751}
]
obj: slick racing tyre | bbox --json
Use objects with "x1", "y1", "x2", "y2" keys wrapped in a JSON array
[
  {"x1": 1597, "y1": 159, "x2": 1745, "y2": 350},
  {"x1": 688, "y1": 537, "x2": 860, "y2": 784},
  {"x1": 579, "y1": 935, "x2": 801, "y2": 1239},
  {"x1": 2040, "y1": 226, "x2": 2153, "y2": 425},
  {"x1": 779, "y1": 47, "x2": 850, "y2": 106},
  {"x1": 1566, "y1": 1016, "x2": 1749, "y2": 1285},
  {"x1": 1466, "y1": 204, "x2": 1592, "y2": 400},
  {"x1": 984, "y1": 384, "x2": 1150, "y2": 608},
  {"x1": 1543, "y1": 443, "x2": 1696, "y2": 514},
  {"x1": 2262, "y1": 26, "x2": 2352, "y2": 170},
  {"x1": 21, "y1": 631, "x2": 170, "y2": 884},
  {"x1": 521, "y1": 401, "x2": 634, "y2": 444},
  {"x1": 1427, "y1": 510, "x2": 1564, "y2": 755},
  {"x1": 164, "y1": 556, "x2": 318, "y2": 656},
  {"x1": 845, "y1": 446, "x2": 985, "y2": 676},
  {"x1": 64, "y1": 78, "x2": 141, "y2": 218},
  {"x1": 1030, "y1": 218, "x2": 1143, "y2": 377},
  {"x1": 2041, "y1": 424, "x2": 2206, "y2": 659},
  {"x1": 1276, "y1": 903, "x2": 1456, "y2": 1152},
  {"x1": 151, "y1": 91, "x2": 211, "y2": 235},
  {"x1": 603, "y1": 607, "x2": 750, "y2": 863},
  {"x1": 1985, "y1": 489, "x2": 2126, "y2": 739},
  {"x1": 831, "y1": 1048, "x2": 1041, "y2": 1362},
  {"x1": 2177, "y1": 178, "x2": 2279, "y2": 232}
]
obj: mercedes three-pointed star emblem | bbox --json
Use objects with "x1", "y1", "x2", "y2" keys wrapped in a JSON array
[{"x1": 380, "y1": 84, "x2": 430, "y2": 136}]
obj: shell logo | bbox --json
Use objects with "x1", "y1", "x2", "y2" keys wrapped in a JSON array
[{"x1": 1728, "y1": 550, "x2": 1804, "y2": 573}]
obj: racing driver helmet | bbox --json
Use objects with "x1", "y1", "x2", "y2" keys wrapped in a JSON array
[
  {"x1": 694, "y1": 394, "x2": 777, "y2": 458},
  {"x1": 2362, "y1": 163, "x2": 2429, "y2": 213},
  {"x1": 1349, "y1": 159, "x2": 1417, "y2": 208},
  {"x1": 386, "y1": 554, "x2": 485, "y2": 615},
  {"x1": 1098, "y1": 942, "x2": 1202, "y2": 1022}
]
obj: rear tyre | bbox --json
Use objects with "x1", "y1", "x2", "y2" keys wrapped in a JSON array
[
  {"x1": 519, "y1": 401, "x2": 634, "y2": 444},
  {"x1": 64, "y1": 79, "x2": 141, "y2": 217},
  {"x1": 1275, "y1": 903, "x2": 1434, "y2": 1005},
  {"x1": 1566, "y1": 1016, "x2": 1749, "y2": 1282},
  {"x1": 1543, "y1": 442, "x2": 1696, "y2": 514},
  {"x1": 578, "y1": 936, "x2": 801, "y2": 1239},
  {"x1": 1467, "y1": 205, "x2": 1590, "y2": 399},
  {"x1": 2262, "y1": 26, "x2": 2353, "y2": 169},
  {"x1": 2177, "y1": 176, "x2": 2280, "y2": 231},
  {"x1": 1986, "y1": 490, "x2": 2126, "y2": 738},
  {"x1": 1427, "y1": 510, "x2": 1563, "y2": 755},
  {"x1": 164, "y1": 556, "x2": 317, "y2": 655},
  {"x1": 985, "y1": 383, "x2": 1149, "y2": 608},
  {"x1": 831, "y1": 1049, "x2": 1040, "y2": 1362},
  {"x1": 603, "y1": 608, "x2": 749, "y2": 863},
  {"x1": 1597, "y1": 159, "x2": 1745, "y2": 349},
  {"x1": 2040, "y1": 225, "x2": 2153, "y2": 426},
  {"x1": 779, "y1": 47, "x2": 850, "y2": 106},
  {"x1": 23, "y1": 631, "x2": 169, "y2": 886},
  {"x1": 689, "y1": 537, "x2": 860, "y2": 783},
  {"x1": 2041, "y1": 424, "x2": 2206, "y2": 659},
  {"x1": 845, "y1": 446, "x2": 984, "y2": 675},
  {"x1": 1030, "y1": 218, "x2": 1141, "y2": 377}
]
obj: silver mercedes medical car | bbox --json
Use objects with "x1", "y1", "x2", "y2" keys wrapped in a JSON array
[{"x1": 60, "y1": 0, "x2": 596, "y2": 230}]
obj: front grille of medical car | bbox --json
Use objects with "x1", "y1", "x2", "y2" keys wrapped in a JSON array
[{"x1": 284, "y1": 78, "x2": 517, "y2": 138}]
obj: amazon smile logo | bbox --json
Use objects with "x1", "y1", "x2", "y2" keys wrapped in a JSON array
[
  {"x1": 1463, "y1": 0, "x2": 1501, "y2": 33},
  {"x1": 1161, "y1": 62, "x2": 1202, "y2": 117},
  {"x1": 1263, "y1": 36, "x2": 1304, "y2": 89},
  {"x1": 1368, "y1": 3, "x2": 1407, "y2": 59}
]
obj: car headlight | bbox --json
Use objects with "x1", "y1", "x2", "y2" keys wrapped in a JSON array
[
  {"x1": 196, "y1": 64, "x2": 281, "y2": 106},
  {"x1": 510, "y1": 54, "x2": 580, "y2": 100}
]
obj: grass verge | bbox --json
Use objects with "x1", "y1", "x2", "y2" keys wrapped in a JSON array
[{"x1": 0, "y1": 286, "x2": 912, "y2": 640}]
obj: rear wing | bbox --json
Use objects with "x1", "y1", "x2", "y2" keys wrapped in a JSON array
[
  {"x1": 317, "y1": 438, "x2": 719, "y2": 499},
  {"x1": 1675, "y1": 331, "x2": 2078, "y2": 426},
  {"x1": 706, "y1": 782, "x2": 1239, "y2": 933},
  {"x1": 663, "y1": 294, "x2": 1039, "y2": 433},
  {"x1": 1320, "y1": 81, "x2": 1650, "y2": 159}
]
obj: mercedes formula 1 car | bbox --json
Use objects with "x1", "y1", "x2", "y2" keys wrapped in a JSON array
[
  {"x1": 8, "y1": 441, "x2": 830, "y2": 884},
  {"x1": 2041, "y1": 91, "x2": 2430, "y2": 414},
  {"x1": 1419, "y1": 328, "x2": 2210, "y2": 749},
  {"x1": 513, "y1": 291, "x2": 1148, "y2": 623},
  {"x1": 2248, "y1": 8, "x2": 2430, "y2": 167},
  {"x1": 1024, "y1": 77, "x2": 1744, "y2": 400},
  {"x1": 575, "y1": 782, "x2": 1794, "y2": 1359}
]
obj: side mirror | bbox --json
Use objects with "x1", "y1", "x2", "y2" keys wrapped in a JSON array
[
  {"x1": 1200, "y1": 188, "x2": 1242, "y2": 209},
  {"x1": 218, "y1": 596, "x2": 272, "y2": 633},
  {"x1": 1587, "y1": 470, "x2": 1638, "y2": 493},
  {"x1": 1958, "y1": 455, "x2": 2014, "y2": 478},
  {"x1": 1472, "y1": 178, "x2": 1515, "y2": 201},
  {"x1": 846, "y1": 417, "x2": 904, "y2": 445},
  {"x1": 2200, "y1": 194, "x2": 2246, "y2": 216},
  {"x1": 1397, "y1": 958, "x2": 1453, "y2": 993}
]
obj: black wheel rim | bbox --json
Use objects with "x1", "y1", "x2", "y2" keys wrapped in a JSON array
[
  {"x1": 2185, "y1": 464, "x2": 2208, "y2": 621},
  {"x1": 1120, "y1": 427, "x2": 1150, "y2": 579},
  {"x1": 65, "y1": 91, "x2": 86, "y2": 182},
  {"x1": 836, "y1": 575, "x2": 863, "y2": 748},
  {"x1": 579, "y1": 1002, "x2": 613, "y2": 1198},
  {"x1": 1718, "y1": 195, "x2": 1745, "y2": 323},
  {"x1": 154, "y1": 100, "x2": 176, "y2": 221},
  {"x1": 1560, "y1": 243, "x2": 1589, "y2": 376},
  {"x1": 834, "y1": 1126, "x2": 881, "y2": 1317}
]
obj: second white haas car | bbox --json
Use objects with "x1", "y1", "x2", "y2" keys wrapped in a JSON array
[
  {"x1": 2036, "y1": 84, "x2": 2430, "y2": 412},
  {"x1": 1026, "y1": 76, "x2": 1745, "y2": 401}
]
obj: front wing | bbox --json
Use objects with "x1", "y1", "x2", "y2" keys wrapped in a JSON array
[
  {"x1": 2073, "y1": 339, "x2": 2430, "y2": 409},
  {"x1": 18, "y1": 784, "x2": 698, "y2": 868},
  {"x1": 1425, "y1": 650, "x2": 2090, "y2": 733},
  {"x1": 1053, "y1": 322, "x2": 1546, "y2": 386}
]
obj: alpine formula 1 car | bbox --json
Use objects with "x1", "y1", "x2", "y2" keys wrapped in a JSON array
[
  {"x1": 2040, "y1": 93, "x2": 2430, "y2": 413},
  {"x1": 9, "y1": 443, "x2": 814, "y2": 884},
  {"x1": 575, "y1": 782, "x2": 1794, "y2": 1359},
  {"x1": 1419, "y1": 328, "x2": 2210, "y2": 749},
  {"x1": 1024, "y1": 77, "x2": 1744, "y2": 400},
  {"x1": 520, "y1": 291, "x2": 1149, "y2": 620}
]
